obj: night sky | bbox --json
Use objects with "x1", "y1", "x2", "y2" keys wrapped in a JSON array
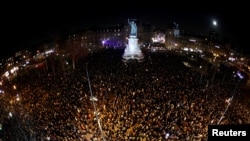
[{"x1": 1, "y1": 1, "x2": 249, "y2": 59}]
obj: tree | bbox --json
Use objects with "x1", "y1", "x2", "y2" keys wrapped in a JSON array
[{"x1": 65, "y1": 34, "x2": 89, "y2": 70}]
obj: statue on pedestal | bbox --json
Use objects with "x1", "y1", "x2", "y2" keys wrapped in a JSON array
[{"x1": 123, "y1": 18, "x2": 143, "y2": 62}]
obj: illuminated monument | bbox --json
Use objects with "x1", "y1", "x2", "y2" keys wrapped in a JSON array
[{"x1": 123, "y1": 19, "x2": 144, "y2": 62}]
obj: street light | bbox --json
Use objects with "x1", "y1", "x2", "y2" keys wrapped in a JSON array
[
  {"x1": 212, "y1": 20, "x2": 217, "y2": 26},
  {"x1": 86, "y1": 64, "x2": 105, "y2": 141},
  {"x1": 217, "y1": 71, "x2": 242, "y2": 125}
]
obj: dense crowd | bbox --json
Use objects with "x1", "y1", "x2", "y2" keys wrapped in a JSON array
[{"x1": 1, "y1": 48, "x2": 249, "y2": 141}]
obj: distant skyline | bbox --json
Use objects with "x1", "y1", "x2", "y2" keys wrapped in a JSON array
[{"x1": 1, "y1": 2, "x2": 249, "y2": 58}]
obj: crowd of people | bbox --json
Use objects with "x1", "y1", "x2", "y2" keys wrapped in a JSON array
[{"x1": 1, "y1": 48, "x2": 249, "y2": 141}]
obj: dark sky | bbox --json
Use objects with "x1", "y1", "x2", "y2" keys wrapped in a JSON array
[{"x1": 1, "y1": 1, "x2": 249, "y2": 59}]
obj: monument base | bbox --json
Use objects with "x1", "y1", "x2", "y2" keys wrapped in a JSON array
[{"x1": 122, "y1": 36, "x2": 144, "y2": 62}]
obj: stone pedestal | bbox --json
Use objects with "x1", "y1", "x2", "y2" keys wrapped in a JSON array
[{"x1": 123, "y1": 36, "x2": 143, "y2": 61}]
